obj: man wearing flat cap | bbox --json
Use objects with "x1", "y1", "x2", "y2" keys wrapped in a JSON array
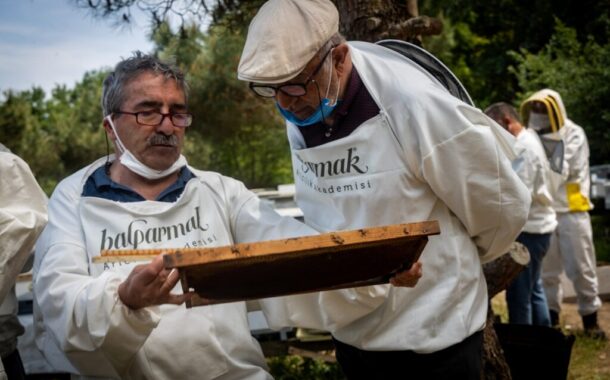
[{"x1": 238, "y1": 0, "x2": 530, "y2": 378}]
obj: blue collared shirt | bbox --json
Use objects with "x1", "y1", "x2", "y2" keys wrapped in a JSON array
[{"x1": 82, "y1": 164, "x2": 196, "y2": 202}]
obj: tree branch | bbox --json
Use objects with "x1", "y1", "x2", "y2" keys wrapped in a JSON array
[{"x1": 384, "y1": 15, "x2": 443, "y2": 40}]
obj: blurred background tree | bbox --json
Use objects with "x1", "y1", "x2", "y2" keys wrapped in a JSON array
[
  {"x1": 1, "y1": 0, "x2": 608, "y2": 190},
  {"x1": 0, "y1": 71, "x2": 107, "y2": 193},
  {"x1": 510, "y1": 21, "x2": 610, "y2": 165}
]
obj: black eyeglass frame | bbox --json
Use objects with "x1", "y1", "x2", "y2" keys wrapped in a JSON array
[
  {"x1": 249, "y1": 47, "x2": 334, "y2": 98},
  {"x1": 113, "y1": 110, "x2": 193, "y2": 128}
]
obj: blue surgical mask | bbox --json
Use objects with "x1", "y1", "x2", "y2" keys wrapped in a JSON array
[
  {"x1": 276, "y1": 98, "x2": 340, "y2": 127},
  {"x1": 277, "y1": 49, "x2": 341, "y2": 127}
]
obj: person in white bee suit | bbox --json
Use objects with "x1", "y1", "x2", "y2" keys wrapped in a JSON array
[
  {"x1": 521, "y1": 89, "x2": 607, "y2": 339},
  {"x1": 0, "y1": 144, "x2": 48, "y2": 380},
  {"x1": 237, "y1": 0, "x2": 530, "y2": 378},
  {"x1": 484, "y1": 102, "x2": 557, "y2": 326}
]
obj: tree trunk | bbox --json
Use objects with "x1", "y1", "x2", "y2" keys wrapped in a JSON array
[
  {"x1": 484, "y1": 242, "x2": 530, "y2": 299},
  {"x1": 482, "y1": 309, "x2": 512, "y2": 380},
  {"x1": 333, "y1": 0, "x2": 441, "y2": 44},
  {"x1": 481, "y1": 242, "x2": 530, "y2": 380}
]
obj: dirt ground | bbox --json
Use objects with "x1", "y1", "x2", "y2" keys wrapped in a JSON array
[{"x1": 560, "y1": 300, "x2": 610, "y2": 334}]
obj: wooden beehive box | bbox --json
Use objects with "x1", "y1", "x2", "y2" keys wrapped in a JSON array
[
  {"x1": 97, "y1": 221, "x2": 440, "y2": 307},
  {"x1": 173, "y1": 221, "x2": 438, "y2": 307}
]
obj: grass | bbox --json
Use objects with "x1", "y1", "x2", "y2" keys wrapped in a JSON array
[
  {"x1": 592, "y1": 214, "x2": 610, "y2": 264},
  {"x1": 267, "y1": 356, "x2": 345, "y2": 380},
  {"x1": 568, "y1": 334, "x2": 609, "y2": 380},
  {"x1": 591, "y1": 213, "x2": 610, "y2": 265}
]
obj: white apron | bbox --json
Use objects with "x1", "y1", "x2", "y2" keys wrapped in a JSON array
[
  {"x1": 65, "y1": 181, "x2": 269, "y2": 379},
  {"x1": 290, "y1": 113, "x2": 412, "y2": 231},
  {"x1": 81, "y1": 182, "x2": 230, "y2": 274},
  {"x1": 271, "y1": 111, "x2": 488, "y2": 352}
]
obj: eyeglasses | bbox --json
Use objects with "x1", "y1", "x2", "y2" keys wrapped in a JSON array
[
  {"x1": 114, "y1": 110, "x2": 193, "y2": 128},
  {"x1": 249, "y1": 47, "x2": 334, "y2": 98}
]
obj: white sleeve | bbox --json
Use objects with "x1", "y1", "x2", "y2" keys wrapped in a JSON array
[
  {"x1": 421, "y1": 109, "x2": 530, "y2": 263},
  {"x1": 259, "y1": 285, "x2": 389, "y2": 332},
  {"x1": 0, "y1": 153, "x2": 47, "y2": 302},
  {"x1": 513, "y1": 141, "x2": 536, "y2": 198},
  {"x1": 231, "y1": 188, "x2": 317, "y2": 243},
  {"x1": 528, "y1": 136, "x2": 555, "y2": 208},
  {"x1": 564, "y1": 125, "x2": 588, "y2": 185},
  {"x1": 226, "y1": 179, "x2": 389, "y2": 331},
  {"x1": 33, "y1": 181, "x2": 160, "y2": 377}
]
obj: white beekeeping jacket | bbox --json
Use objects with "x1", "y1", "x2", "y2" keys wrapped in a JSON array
[
  {"x1": 0, "y1": 151, "x2": 47, "y2": 372},
  {"x1": 0, "y1": 151, "x2": 47, "y2": 303},
  {"x1": 260, "y1": 42, "x2": 530, "y2": 353},
  {"x1": 512, "y1": 128, "x2": 557, "y2": 233},
  {"x1": 33, "y1": 157, "x2": 314, "y2": 380}
]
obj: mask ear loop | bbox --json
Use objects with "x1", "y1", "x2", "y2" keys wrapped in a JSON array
[
  {"x1": 310, "y1": 49, "x2": 331, "y2": 125},
  {"x1": 103, "y1": 115, "x2": 118, "y2": 174},
  {"x1": 311, "y1": 80, "x2": 329, "y2": 126},
  {"x1": 104, "y1": 131, "x2": 112, "y2": 174},
  {"x1": 306, "y1": 47, "x2": 340, "y2": 131},
  {"x1": 324, "y1": 48, "x2": 341, "y2": 107},
  {"x1": 318, "y1": 48, "x2": 341, "y2": 131},
  {"x1": 105, "y1": 115, "x2": 128, "y2": 155}
]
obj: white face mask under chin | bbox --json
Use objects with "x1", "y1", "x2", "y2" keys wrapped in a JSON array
[{"x1": 105, "y1": 115, "x2": 187, "y2": 180}]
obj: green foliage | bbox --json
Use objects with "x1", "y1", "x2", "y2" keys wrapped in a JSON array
[
  {"x1": 205, "y1": 124, "x2": 293, "y2": 188},
  {"x1": 564, "y1": 333, "x2": 609, "y2": 379},
  {"x1": 151, "y1": 22, "x2": 205, "y2": 70},
  {"x1": 421, "y1": 0, "x2": 610, "y2": 110},
  {"x1": 210, "y1": 0, "x2": 266, "y2": 34},
  {"x1": 421, "y1": 2, "x2": 609, "y2": 165},
  {"x1": 423, "y1": 17, "x2": 491, "y2": 104},
  {"x1": 0, "y1": 71, "x2": 107, "y2": 194},
  {"x1": 4, "y1": 0, "x2": 609, "y2": 193},
  {"x1": 267, "y1": 356, "x2": 345, "y2": 380},
  {"x1": 181, "y1": 131, "x2": 212, "y2": 173},
  {"x1": 591, "y1": 214, "x2": 610, "y2": 264},
  {"x1": 510, "y1": 21, "x2": 610, "y2": 165}
]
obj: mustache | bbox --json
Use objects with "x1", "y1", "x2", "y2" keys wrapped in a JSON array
[{"x1": 148, "y1": 134, "x2": 178, "y2": 147}]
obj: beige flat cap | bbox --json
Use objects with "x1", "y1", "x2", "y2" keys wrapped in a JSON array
[{"x1": 238, "y1": 0, "x2": 339, "y2": 84}]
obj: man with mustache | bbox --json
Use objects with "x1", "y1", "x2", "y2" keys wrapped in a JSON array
[{"x1": 30, "y1": 52, "x2": 320, "y2": 380}]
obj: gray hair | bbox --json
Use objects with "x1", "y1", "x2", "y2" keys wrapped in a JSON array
[
  {"x1": 101, "y1": 51, "x2": 189, "y2": 116},
  {"x1": 484, "y1": 102, "x2": 520, "y2": 130},
  {"x1": 315, "y1": 32, "x2": 347, "y2": 61}
]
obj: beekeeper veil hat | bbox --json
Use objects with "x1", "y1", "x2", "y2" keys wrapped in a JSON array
[{"x1": 238, "y1": 0, "x2": 340, "y2": 84}]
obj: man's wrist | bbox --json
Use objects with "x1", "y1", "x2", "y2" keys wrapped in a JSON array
[{"x1": 118, "y1": 281, "x2": 137, "y2": 309}]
